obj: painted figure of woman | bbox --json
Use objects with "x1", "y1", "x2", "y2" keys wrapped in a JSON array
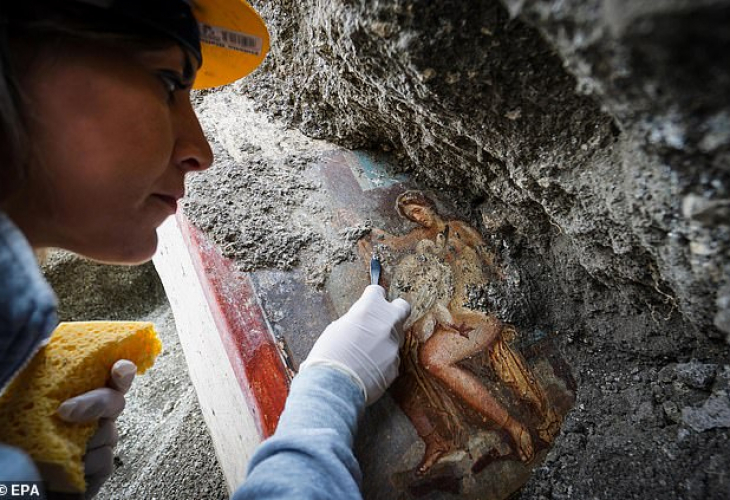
[{"x1": 365, "y1": 191, "x2": 559, "y2": 472}]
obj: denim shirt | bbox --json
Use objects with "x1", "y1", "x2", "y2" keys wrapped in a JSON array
[
  {"x1": 0, "y1": 212, "x2": 57, "y2": 393},
  {"x1": 0, "y1": 211, "x2": 57, "y2": 481}
]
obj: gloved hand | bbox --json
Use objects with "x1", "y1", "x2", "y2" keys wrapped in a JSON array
[
  {"x1": 56, "y1": 359, "x2": 137, "y2": 498},
  {"x1": 300, "y1": 285, "x2": 411, "y2": 405}
]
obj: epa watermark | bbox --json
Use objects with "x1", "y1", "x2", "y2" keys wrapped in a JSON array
[{"x1": 0, "y1": 482, "x2": 44, "y2": 499}]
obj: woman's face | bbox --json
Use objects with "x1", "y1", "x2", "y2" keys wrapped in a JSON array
[
  {"x1": 7, "y1": 41, "x2": 213, "y2": 263},
  {"x1": 403, "y1": 204, "x2": 439, "y2": 228}
]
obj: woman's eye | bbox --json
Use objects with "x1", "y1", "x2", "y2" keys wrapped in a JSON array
[{"x1": 157, "y1": 71, "x2": 186, "y2": 102}]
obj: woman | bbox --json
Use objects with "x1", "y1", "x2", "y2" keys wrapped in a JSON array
[
  {"x1": 0, "y1": 1, "x2": 410, "y2": 498},
  {"x1": 369, "y1": 191, "x2": 561, "y2": 466}
]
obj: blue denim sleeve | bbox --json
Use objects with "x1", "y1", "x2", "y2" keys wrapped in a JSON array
[
  {"x1": 232, "y1": 366, "x2": 366, "y2": 500},
  {"x1": 0, "y1": 444, "x2": 41, "y2": 481},
  {"x1": 0, "y1": 212, "x2": 58, "y2": 394}
]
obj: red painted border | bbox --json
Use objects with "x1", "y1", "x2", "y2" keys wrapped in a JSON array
[{"x1": 176, "y1": 212, "x2": 290, "y2": 438}]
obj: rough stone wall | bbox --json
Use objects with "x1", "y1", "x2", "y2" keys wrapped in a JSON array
[
  {"x1": 242, "y1": 0, "x2": 729, "y2": 339},
  {"x1": 504, "y1": 0, "x2": 730, "y2": 343},
  {"x1": 235, "y1": 0, "x2": 730, "y2": 497}
]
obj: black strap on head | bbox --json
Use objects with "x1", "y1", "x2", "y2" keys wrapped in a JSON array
[{"x1": 71, "y1": 0, "x2": 202, "y2": 65}]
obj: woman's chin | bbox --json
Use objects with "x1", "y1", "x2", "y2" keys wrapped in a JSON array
[
  {"x1": 117, "y1": 237, "x2": 159, "y2": 265},
  {"x1": 74, "y1": 233, "x2": 159, "y2": 265}
]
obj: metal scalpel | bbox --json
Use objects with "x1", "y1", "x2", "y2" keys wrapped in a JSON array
[{"x1": 370, "y1": 253, "x2": 381, "y2": 286}]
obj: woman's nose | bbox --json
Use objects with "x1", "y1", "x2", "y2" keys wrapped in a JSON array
[{"x1": 174, "y1": 100, "x2": 213, "y2": 172}]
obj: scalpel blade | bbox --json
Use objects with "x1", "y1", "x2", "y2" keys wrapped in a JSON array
[{"x1": 370, "y1": 254, "x2": 381, "y2": 286}]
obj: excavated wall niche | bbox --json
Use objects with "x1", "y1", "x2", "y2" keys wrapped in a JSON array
[{"x1": 230, "y1": 0, "x2": 729, "y2": 497}]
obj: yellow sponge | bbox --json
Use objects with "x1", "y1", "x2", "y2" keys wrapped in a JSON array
[{"x1": 0, "y1": 322, "x2": 162, "y2": 492}]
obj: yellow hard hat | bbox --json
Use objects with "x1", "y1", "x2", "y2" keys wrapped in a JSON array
[
  {"x1": 192, "y1": 0, "x2": 270, "y2": 89},
  {"x1": 66, "y1": 0, "x2": 270, "y2": 89}
]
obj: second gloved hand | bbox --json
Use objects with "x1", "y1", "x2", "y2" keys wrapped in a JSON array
[
  {"x1": 56, "y1": 359, "x2": 136, "y2": 498},
  {"x1": 300, "y1": 285, "x2": 411, "y2": 405}
]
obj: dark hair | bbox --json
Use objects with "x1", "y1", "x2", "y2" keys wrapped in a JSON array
[
  {"x1": 396, "y1": 190, "x2": 439, "y2": 221},
  {"x1": 0, "y1": 2, "x2": 186, "y2": 205},
  {"x1": 0, "y1": 12, "x2": 27, "y2": 204}
]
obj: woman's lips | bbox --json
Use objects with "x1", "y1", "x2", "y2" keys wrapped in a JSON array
[{"x1": 153, "y1": 194, "x2": 179, "y2": 213}]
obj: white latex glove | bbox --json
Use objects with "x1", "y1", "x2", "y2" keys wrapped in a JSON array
[
  {"x1": 56, "y1": 359, "x2": 137, "y2": 498},
  {"x1": 300, "y1": 285, "x2": 411, "y2": 405}
]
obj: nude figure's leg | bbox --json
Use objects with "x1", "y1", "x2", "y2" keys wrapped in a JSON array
[
  {"x1": 391, "y1": 372, "x2": 454, "y2": 474},
  {"x1": 420, "y1": 317, "x2": 534, "y2": 462}
]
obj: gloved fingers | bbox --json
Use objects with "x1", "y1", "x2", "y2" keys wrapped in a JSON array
[
  {"x1": 57, "y1": 387, "x2": 126, "y2": 423},
  {"x1": 362, "y1": 284, "x2": 386, "y2": 298},
  {"x1": 83, "y1": 446, "x2": 113, "y2": 498},
  {"x1": 390, "y1": 326, "x2": 405, "y2": 349},
  {"x1": 390, "y1": 298, "x2": 411, "y2": 320},
  {"x1": 359, "y1": 286, "x2": 410, "y2": 316},
  {"x1": 85, "y1": 479, "x2": 106, "y2": 500},
  {"x1": 87, "y1": 419, "x2": 118, "y2": 450},
  {"x1": 110, "y1": 359, "x2": 137, "y2": 394},
  {"x1": 84, "y1": 446, "x2": 113, "y2": 476},
  {"x1": 388, "y1": 299, "x2": 411, "y2": 347},
  {"x1": 383, "y1": 354, "x2": 400, "y2": 387},
  {"x1": 345, "y1": 286, "x2": 383, "y2": 319},
  {"x1": 364, "y1": 353, "x2": 400, "y2": 406}
]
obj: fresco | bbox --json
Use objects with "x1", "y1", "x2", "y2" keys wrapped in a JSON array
[
  {"x1": 358, "y1": 190, "x2": 574, "y2": 498},
  {"x1": 250, "y1": 152, "x2": 576, "y2": 499}
]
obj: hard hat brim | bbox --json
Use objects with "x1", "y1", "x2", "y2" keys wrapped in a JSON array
[{"x1": 192, "y1": 0, "x2": 270, "y2": 90}]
